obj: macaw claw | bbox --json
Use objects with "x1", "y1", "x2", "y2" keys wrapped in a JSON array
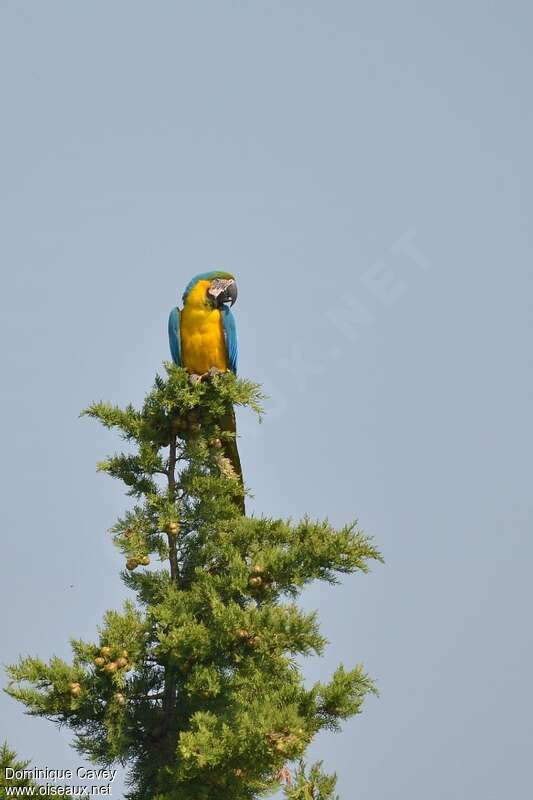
[
  {"x1": 204, "y1": 367, "x2": 224, "y2": 380},
  {"x1": 189, "y1": 369, "x2": 224, "y2": 386}
]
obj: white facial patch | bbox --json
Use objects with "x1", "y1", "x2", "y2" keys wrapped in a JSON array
[{"x1": 208, "y1": 278, "x2": 233, "y2": 297}]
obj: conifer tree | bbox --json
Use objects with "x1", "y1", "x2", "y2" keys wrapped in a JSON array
[
  {"x1": 1, "y1": 742, "x2": 35, "y2": 797},
  {"x1": 5, "y1": 365, "x2": 382, "y2": 799},
  {"x1": 0, "y1": 744, "x2": 55, "y2": 797}
]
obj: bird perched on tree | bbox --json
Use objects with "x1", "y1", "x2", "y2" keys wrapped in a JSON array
[{"x1": 168, "y1": 271, "x2": 244, "y2": 511}]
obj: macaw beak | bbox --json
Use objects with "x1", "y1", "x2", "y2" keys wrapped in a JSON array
[
  {"x1": 220, "y1": 280, "x2": 238, "y2": 307},
  {"x1": 207, "y1": 277, "x2": 238, "y2": 307}
]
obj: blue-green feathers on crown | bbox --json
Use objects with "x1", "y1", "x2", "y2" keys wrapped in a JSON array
[{"x1": 182, "y1": 271, "x2": 235, "y2": 302}]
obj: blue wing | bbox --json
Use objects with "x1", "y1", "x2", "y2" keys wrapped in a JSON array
[
  {"x1": 168, "y1": 307, "x2": 181, "y2": 366},
  {"x1": 221, "y1": 306, "x2": 238, "y2": 374}
]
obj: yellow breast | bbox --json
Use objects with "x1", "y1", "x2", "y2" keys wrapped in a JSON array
[{"x1": 180, "y1": 280, "x2": 228, "y2": 374}]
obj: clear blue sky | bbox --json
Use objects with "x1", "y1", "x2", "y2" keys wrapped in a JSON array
[{"x1": 1, "y1": 2, "x2": 532, "y2": 798}]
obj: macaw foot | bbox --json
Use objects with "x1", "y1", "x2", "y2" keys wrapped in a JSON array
[
  {"x1": 202, "y1": 367, "x2": 224, "y2": 381},
  {"x1": 188, "y1": 373, "x2": 203, "y2": 385}
]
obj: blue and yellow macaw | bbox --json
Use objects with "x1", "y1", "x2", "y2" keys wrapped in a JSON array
[
  {"x1": 168, "y1": 271, "x2": 244, "y2": 511},
  {"x1": 168, "y1": 271, "x2": 238, "y2": 376}
]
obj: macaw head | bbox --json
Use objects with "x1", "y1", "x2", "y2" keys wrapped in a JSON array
[{"x1": 182, "y1": 271, "x2": 238, "y2": 309}]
